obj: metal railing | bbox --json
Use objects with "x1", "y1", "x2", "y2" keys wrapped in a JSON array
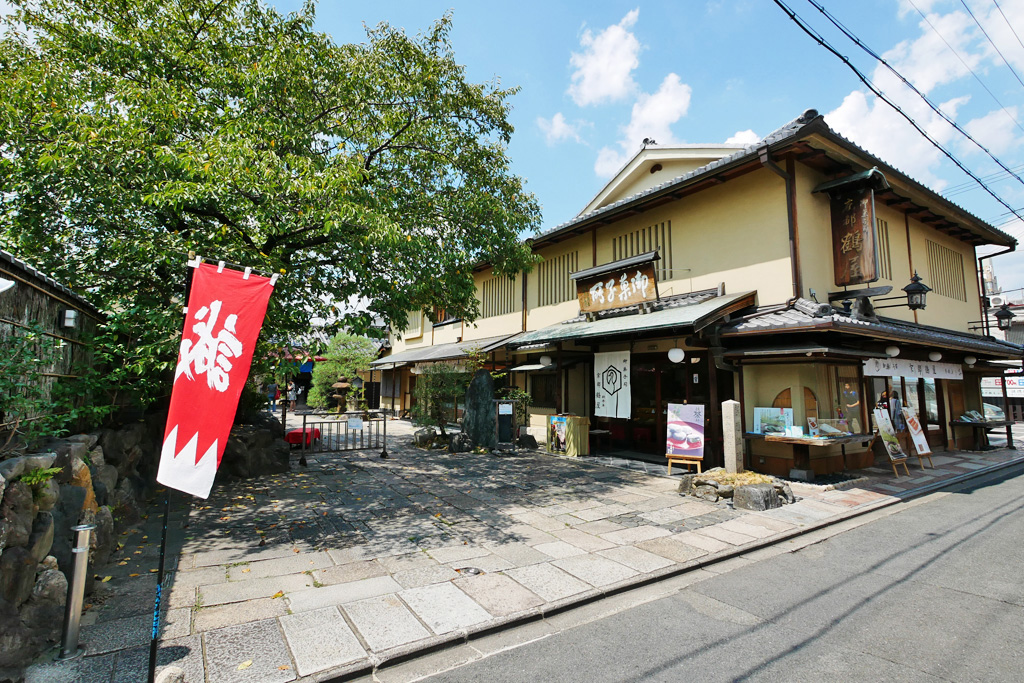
[{"x1": 298, "y1": 412, "x2": 384, "y2": 455}]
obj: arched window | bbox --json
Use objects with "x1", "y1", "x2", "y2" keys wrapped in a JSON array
[{"x1": 772, "y1": 387, "x2": 819, "y2": 419}]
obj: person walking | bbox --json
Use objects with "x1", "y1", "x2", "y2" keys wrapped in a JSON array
[
  {"x1": 266, "y1": 380, "x2": 279, "y2": 412},
  {"x1": 287, "y1": 381, "x2": 297, "y2": 411}
]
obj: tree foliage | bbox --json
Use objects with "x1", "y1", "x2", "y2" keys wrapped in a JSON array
[
  {"x1": 306, "y1": 332, "x2": 379, "y2": 410},
  {"x1": 0, "y1": 0, "x2": 540, "y2": 409},
  {"x1": 411, "y1": 361, "x2": 472, "y2": 438}
]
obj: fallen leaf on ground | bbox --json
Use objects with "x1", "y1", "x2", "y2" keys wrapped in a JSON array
[
  {"x1": 278, "y1": 664, "x2": 291, "y2": 670},
  {"x1": 242, "y1": 568, "x2": 250, "y2": 573},
  {"x1": 270, "y1": 591, "x2": 284, "y2": 599},
  {"x1": 129, "y1": 573, "x2": 140, "y2": 577},
  {"x1": 237, "y1": 660, "x2": 253, "y2": 670},
  {"x1": 101, "y1": 576, "x2": 112, "y2": 582}
]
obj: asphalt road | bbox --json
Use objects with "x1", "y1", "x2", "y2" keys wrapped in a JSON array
[{"x1": 424, "y1": 463, "x2": 1024, "y2": 683}]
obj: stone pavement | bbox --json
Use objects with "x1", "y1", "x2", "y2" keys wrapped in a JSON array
[{"x1": 25, "y1": 421, "x2": 1024, "y2": 682}]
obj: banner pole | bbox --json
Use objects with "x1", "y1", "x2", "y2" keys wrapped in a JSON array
[{"x1": 148, "y1": 254, "x2": 197, "y2": 683}]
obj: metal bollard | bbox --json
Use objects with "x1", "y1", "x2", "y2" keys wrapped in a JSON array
[{"x1": 58, "y1": 523, "x2": 96, "y2": 660}]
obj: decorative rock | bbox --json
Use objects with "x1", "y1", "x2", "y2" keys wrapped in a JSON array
[
  {"x1": 27, "y1": 512, "x2": 54, "y2": 564},
  {"x1": 89, "y1": 506, "x2": 115, "y2": 570},
  {"x1": 0, "y1": 454, "x2": 57, "y2": 483},
  {"x1": 776, "y1": 482, "x2": 796, "y2": 504},
  {"x1": 69, "y1": 461, "x2": 98, "y2": 515},
  {"x1": 99, "y1": 423, "x2": 147, "y2": 478},
  {"x1": 517, "y1": 434, "x2": 538, "y2": 449},
  {"x1": 40, "y1": 556, "x2": 58, "y2": 572},
  {"x1": 219, "y1": 422, "x2": 290, "y2": 482},
  {"x1": 448, "y1": 433, "x2": 472, "y2": 453},
  {"x1": 677, "y1": 474, "x2": 696, "y2": 495},
  {"x1": 413, "y1": 428, "x2": 437, "y2": 447},
  {"x1": 67, "y1": 433, "x2": 99, "y2": 449},
  {"x1": 693, "y1": 477, "x2": 719, "y2": 488},
  {"x1": 91, "y1": 464, "x2": 118, "y2": 506},
  {"x1": 462, "y1": 370, "x2": 497, "y2": 450},
  {"x1": 734, "y1": 483, "x2": 782, "y2": 511},
  {"x1": 88, "y1": 445, "x2": 106, "y2": 466},
  {"x1": 692, "y1": 484, "x2": 719, "y2": 502},
  {"x1": 0, "y1": 598, "x2": 32, "y2": 669},
  {"x1": 0, "y1": 546, "x2": 38, "y2": 607},
  {"x1": 30, "y1": 568, "x2": 66, "y2": 605},
  {"x1": 1, "y1": 481, "x2": 35, "y2": 548},
  {"x1": 156, "y1": 666, "x2": 186, "y2": 683},
  {"x1": 717, "y1": 484, "x2": 735, "y2": 499},
  {"x1": 33, "y1": 478, "x2": 59, "y2": 512}
]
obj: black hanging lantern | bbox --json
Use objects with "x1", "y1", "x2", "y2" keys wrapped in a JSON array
[
  {"x1": 995, "y1": 303, "x2": 1015, "y2": 331},
  {"x1": 903, "y1": 271, "x2": 931, "y2": 311}
]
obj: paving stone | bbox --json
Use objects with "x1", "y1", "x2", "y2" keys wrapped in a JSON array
[
  {"x1": 574, "y1": 519, "x2": 626, "y2": 535},
  {"x1": 280, "y1": 606, "x2": 367, "y2": 676},
  {"x1": 193, "y1": 596, "x2": 288, "y2": 632},
  {"x1": 597, "y1": 545, "x2": 676, "y2": 573},
  {"x1": 399, "y1": 582, "x2": 492, "y2": 634},
  {"x1": 510, "y1": 510, "x2": 566, "y2": 532},
  {"x1": 693, "y1": 525, "x2": 757, "y2": 546},
  {"x1": 82, "y1": 612, "x2": 152, "y2": 655},
  {"x1": 485, "y1": 542, "x2": 550, "y2": 567},
  {"x1": 169, "y1": 566, "x2": 229, "y2": 591},
  {"x1": 424, "y1": 544, "x2": 492, "y2": 564},
  {"x1": 392, "y1": 564, "x2": 461, "y2": 589},
  {"x1": 503, "y1": 524, "x2": 558, "y2": 546},
  {"x1": 109, "y1": 634, "x2": 205, "y2": 683},
  {"x1": 550, "y1": 528, "x2": 617, "y2": 552},
  {"x1": 599, "y1": 525, "x2": 672, "y2": 545},
  {"x1": 448, "y1": 552, "x2": 514, "y2": 573},
  {"x1": 24, "y1": 653, "x2": 116, "y2": 683},
  {"x1": 551, "y1": 553, "x2": 638, "y2": 587},
  {"x1": 191, "y1": 545, "x2": 298, "y2": 567},
  {"x1": 286, "y1": 575, "x2": 403, "y2": 613},
  {"x1": 454, "y1": 573, "x2": 544, "y2": 617},
  {"x1": 638, "y1": 508, "x2": 687, "y2": 525},
  {"x1": 504, "y1": 563, "x2": 593, "y2": 602},
  {"x1": 200, "y1": 572, "x2": 313, "y2": 606},
  {"x1": 204, "y1": 618, "x2": 295, "y2": 683},
  {"x1": 227, "y1": 551, "x2": 334, "y2": 580},
  {"x1": 718, "y1": 519, "x2": 779, "y2": 540},
  {"x1": 533, "y1": 540, "x2": 589, "y2": 559},
  {"x1": 343, "y1": 594, "x2": 432, "y2": 652},
  {"x1": 378, "y1": 552, "x2": 437, "y2": 573},
  {"x1": 742, "y1": 514, "x2": 797, "y2": 532},
  {"x1": 635, "y1": 536, "x2": 708, "y2": 564},
  {"x1": 313, "y1": 559, "x2": 388, "y2": 586}
]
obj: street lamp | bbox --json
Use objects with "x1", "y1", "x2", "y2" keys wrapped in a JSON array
[
  {"x1": 903, "y1": 272, "x2": 931, "y2": 311},
  {"x1": 995, "y1": 304, "x2": 1016, "y2": 331}
]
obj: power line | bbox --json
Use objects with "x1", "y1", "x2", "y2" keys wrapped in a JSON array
[
  {"x1": 992, "y1": 0, "x2": 1024, "y2": 56},
  {"x1": 806, "y1": 0, "x2": 1024, "y2": 195},
  {"x1": 959, "y1": 0, "x2": 1024, "y2": 91},
  {"x1": 772, "y1": 0, "x2": 1024, "y2": 229},
  {"x1": 944, "y1": 162, "x2": 1024, "y2": 197},
  {"x1": 906, "y1": 0, "x2": 1024, "y2": 137}
]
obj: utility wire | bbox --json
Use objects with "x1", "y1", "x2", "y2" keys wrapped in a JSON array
[
  {"x1": 945, "y1": 161, "x2": 1024, "y2": 196},
  {"x1": 772, "y1": 0, "x2": 1024, "y2": 228},
  {"x1": 807, "y1": 0, "x2": 1024, "y2": 194},
  {"x1": 959, "y1": 0, "x2": 1024, "y2": 91},
  {"x1": 907, "y1": 0, "x2": 1024, "y2": 137},
  {"x1": 993, "y1": 0, "x2": 1024, "y2": 56}
]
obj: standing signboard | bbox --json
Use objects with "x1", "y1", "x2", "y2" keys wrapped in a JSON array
[
  {"x1": 831, "y1": 187, "x2": 879, "y2": 286},
  {"x1": 548, "y1": 415, "x2": 568, "y2": 453},
  {"x1": 901, "y1": 406, "x2": 934, "y2": 469},
  {"x1": 665, "y1": 403, "x2": 705, "y2": 474},
  {"x1": 594, "y1": 351, "x2": 631, "y2": 419},
  {"x1": 873, "y1": 407, "x2": 911, "y2": 476},
  {"x1": 496, "y1": 400, "x2": 515, "y2": 448}
]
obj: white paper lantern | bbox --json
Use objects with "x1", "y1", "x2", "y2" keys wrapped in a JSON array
[
  {"x1": 964, "y1": 355, "x2": 977, "y2": 366},
  {"x1": 668, "y1": 348, "x2": 685, "y2": 363},
  {"x1": 885, "y1": 345, "x2": 900, "y2": 357},
  {"x1": 928, "y1": 351, "x2": 942, "y2": 362},
  {"x1": 539, "y1": 355, "x2": 552, "y2": 367}
]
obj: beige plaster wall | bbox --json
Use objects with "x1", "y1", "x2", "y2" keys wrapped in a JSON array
[{"x1": 526, "y1": 234, "x2": 594, "y2": 329}]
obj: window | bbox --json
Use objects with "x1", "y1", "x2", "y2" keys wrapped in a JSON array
[
  {"x1": 405, "y1": 311, "x2": 422, "y2": 338},
  {"x1": 771, "y1": 387, "x2": 818, "y2": 419},
  {"x1": 876, "y1": 218, "x2": 892, "y2": 281},
  {"x1": 538, "y1": 251, "x2": 578, "y2": 307},
  {"x1": 612, "y1": 221, "x2": 673, "y2": 282},
  {"x1": 531, "y1": 373, "x2": 558, "y2": 408},
  {"x1": 482, "y1": 274, "x2": 517, "y2": 318},
  {"x1": 927, "y1": 239, "x2": 967, "y2": 301}
]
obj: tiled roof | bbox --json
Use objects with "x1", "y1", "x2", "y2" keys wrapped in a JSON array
[
  {"x1": 0, "y1": 248, "x2": 102, "y2": 315},
  {"x1": 722, "y1": 298, "x2": 1024, "y2": 357}
]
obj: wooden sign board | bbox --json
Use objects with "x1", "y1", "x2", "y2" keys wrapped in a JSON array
[
  {"x1": 577, "y1": 262, "x2": 658, "y2": 314},
  {"x1": 831, "y1": 188, "x2": 879, "y2": 286}
]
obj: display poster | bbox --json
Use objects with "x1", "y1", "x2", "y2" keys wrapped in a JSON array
[
  {"x1": 594, "y1": 351, "x2": 631, "y2": 419},
  {"x1": 753, "y1": 407, "x2": 793, "y2": 435},
  {"x1": 666, "y1": 403, "x2": 704, "y2": 459},
  {"x1": 982, "y1": 376, "x2": 1024, "y2": 398},
  {"x1": 901, "y1": 406, "x2": 932, "y2": 456},
  {"x1": 807, "y1": 416, "x2": 819, "y2": 436},
  {"x1": 873, "y1": 408, "x2": 907, "y2": 461},
  {"x1": 498, "y1": 403, "x2": 513, "y2": 415},
  {"x1": 348, "y1": 417, "x2": 364, "y2": 431},
  {"x1": 548, "y1": 415, "x2": 568, "y2": 453}
]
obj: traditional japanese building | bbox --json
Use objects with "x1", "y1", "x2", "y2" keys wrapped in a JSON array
[{"x1": 374, "y1": 109, "x2": 1023, "y2": 476}]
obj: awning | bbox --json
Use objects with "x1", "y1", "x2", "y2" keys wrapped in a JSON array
[
  {"x1": 370, "y1": 334, "x2": 516, "y2": 367},
  {"x1": 723, "y1": 345, "x2": 891, "y2": 361},
  {"x1": 509, "y1": 291, "x2": 756, "y2": 348},
  {"x1": 509, "y1": 362, "x2": 556, "y2": 372}
]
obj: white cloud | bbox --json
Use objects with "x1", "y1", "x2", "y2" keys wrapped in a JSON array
[
  {"x1": 537, "y1": 112, "x2": 583, "y2": 145},
  {"x1": 964, "y1": 107, "x2": 1022, "y2": 156},
  {"x1": 593, "y1": 73, "x2": 692, "y2": 177},
  {"x1": 568, "y1": 9, "x2": 641, "y2": 107},
  {"x1": 726, "y1": 129, "x2": 760, "y2": 145}
]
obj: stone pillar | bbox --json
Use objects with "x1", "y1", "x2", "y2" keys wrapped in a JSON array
[{"x1": 722, "y1": 399, "x2": 743, "y2": 474}]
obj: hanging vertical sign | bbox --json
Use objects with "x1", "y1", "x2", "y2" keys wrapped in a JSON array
[
  {"x1": 831, "y1": 187, "x2": 879, "y2": 286},
  {"x1": 157, "y1": 262, "x2": 276, "y2": 499},
  {"x1": 594, "y1": 351, "x2": 631, "y2": 419}
]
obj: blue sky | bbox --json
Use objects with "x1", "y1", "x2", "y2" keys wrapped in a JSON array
[{"x1": 272, "y1": 0, "x2": 1024, "y2": 295}]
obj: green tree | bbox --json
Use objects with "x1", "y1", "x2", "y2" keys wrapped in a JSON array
[
  {"x1": 0, "y1": 0, "x2": 540, "y2": 410},
  {"x1": 307, "y1": 332, "x2": 379, "y2": 410},
  {"x1": 411, "y1": 361, "x2": 472, "y2": 438}
]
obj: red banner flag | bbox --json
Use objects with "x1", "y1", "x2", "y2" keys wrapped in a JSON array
[{"x1": 157, "y1": 262, "x2": 275, "y2": 498}]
